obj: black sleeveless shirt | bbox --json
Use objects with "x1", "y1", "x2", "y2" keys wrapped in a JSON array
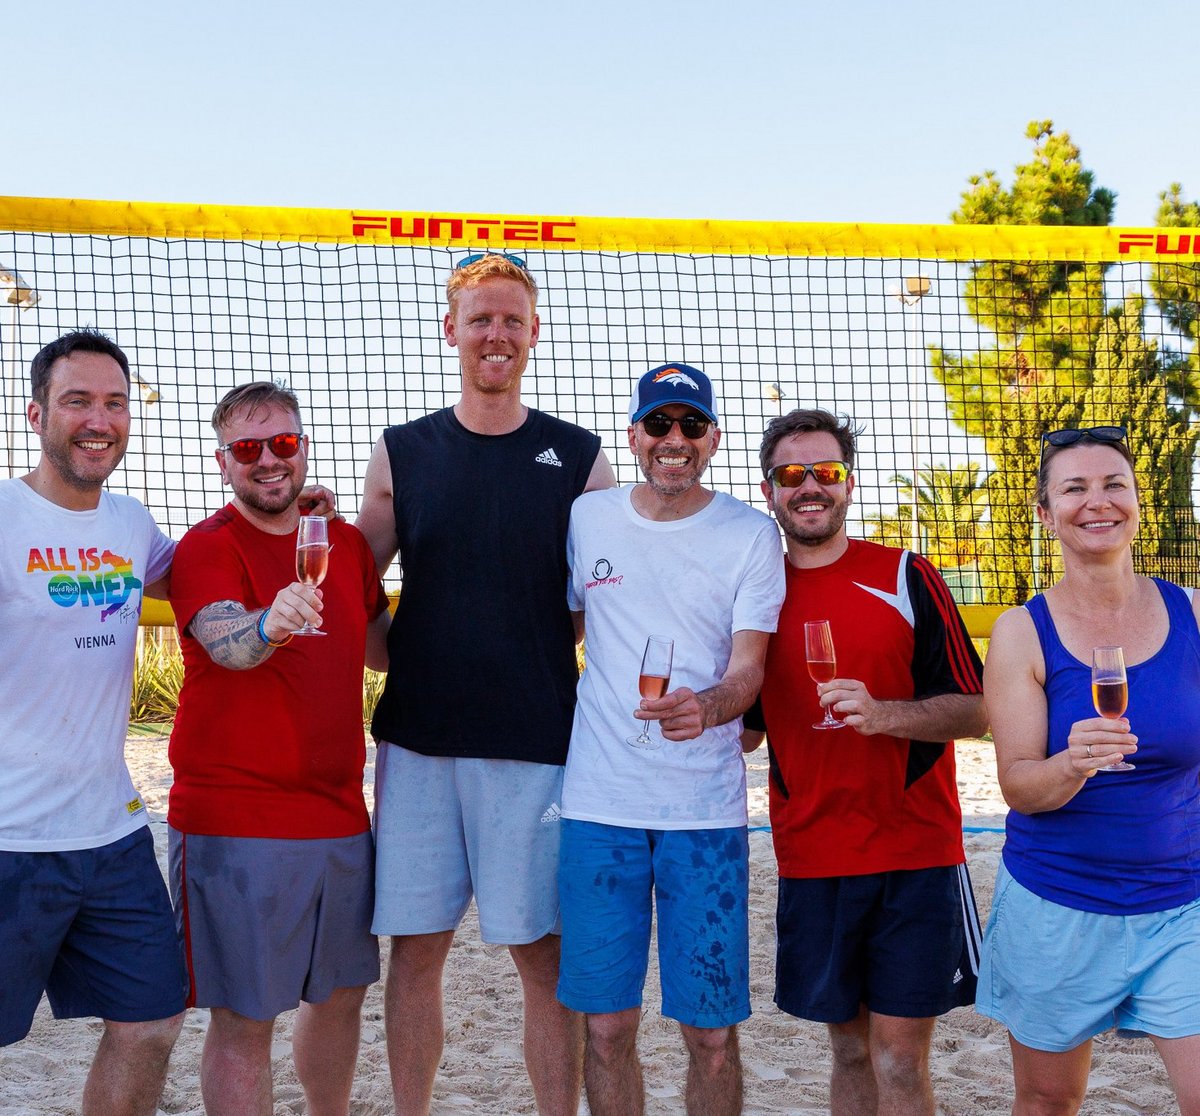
[{"x1": 370, "y1": 407, "x2": 601, "y2": 765}]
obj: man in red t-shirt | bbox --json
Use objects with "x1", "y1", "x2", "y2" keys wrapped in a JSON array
[
  {"x1": 167, "y1": 382, "x2": 389, "y2": 1116},
  {"x1": 742, "y1": 409, "x2": 986, "y2": 1116}
]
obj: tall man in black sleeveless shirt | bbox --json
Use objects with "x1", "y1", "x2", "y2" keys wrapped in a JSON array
[{"x1": 357, "y1": 254, "x2": 616, "y2": 1116}]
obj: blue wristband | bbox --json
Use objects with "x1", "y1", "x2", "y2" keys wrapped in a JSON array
[
  {"x1": 256, "y1": 609, "x2": 292, "y2": 647},
  {"x1": 256, "y1": 609, "x2": 272, "y2": 643}
]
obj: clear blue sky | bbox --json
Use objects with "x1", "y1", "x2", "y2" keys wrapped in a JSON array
[{"x1": 7, "y1": 0, "x2": 1198, "y2": 226}]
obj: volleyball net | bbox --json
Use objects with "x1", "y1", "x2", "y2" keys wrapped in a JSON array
[{"x1": 3, "y1": 196, "x2": 1199, "y2": 630}]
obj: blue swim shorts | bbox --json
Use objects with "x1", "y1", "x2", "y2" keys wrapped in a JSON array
[{"x1": 556, "y1": 819, "x2": 750, "y2": 1029}]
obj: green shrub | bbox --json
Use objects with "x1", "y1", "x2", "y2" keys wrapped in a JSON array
[
  {"x1": 364, "y1": 669, "x2": 387, "y2": 725},
  {"x1": 129, "y1": 628, "x2": 184, "y2": 726}
]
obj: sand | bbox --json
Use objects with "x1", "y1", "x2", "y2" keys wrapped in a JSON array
[{"x1": 0, "y1": 737, "x2": 1180, "y2": 1115}]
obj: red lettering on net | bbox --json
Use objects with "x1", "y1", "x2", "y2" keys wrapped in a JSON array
[
  {"x1": 389, "y1": 218, "x2": 426, "y2": 238},
  {"x1": 465, "y1": 218, "x2": 504, "y2": 238},
  {"x1": 351, "y1": 214, "x2": 389, "y2": 237},
  {"x1": 1118, "y1": 233, "x2": 1199, "y2": 255},
  {"x1": 1156, "y1": 234, "x2": 1193, "y2": 255},
  {"x1": 428, "y1": 218, "x2": 466, "y2": 239},
  {"x1": 351, "y1": 214, "x2": 578, "y2": 244},
  {"x1": 1118, "y1": 234, "x2": 1155, "y2": 254}
]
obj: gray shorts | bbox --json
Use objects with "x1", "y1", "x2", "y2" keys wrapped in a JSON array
[
  {"x1": 372, "y1": 743, "x2": 563, "y2": 944},
  {"x1": 168, "y1": 827, "x2": 379, "y2": 1021}
]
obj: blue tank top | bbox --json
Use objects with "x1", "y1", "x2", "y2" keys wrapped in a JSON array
[{"x1": 1002, "y1": 579, "x2": 1200, "y2": 914}]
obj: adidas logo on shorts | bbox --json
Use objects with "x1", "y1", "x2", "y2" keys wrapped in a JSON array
[
  {"x1": 953, "y1": 968, "x2": 963, "y2": 984},
  {"x1": 541, "y1": 803, "x2": 562, "y2": 823},
  {"x1": 535, "y1": 448, "x2": 563, "y2": 467}
]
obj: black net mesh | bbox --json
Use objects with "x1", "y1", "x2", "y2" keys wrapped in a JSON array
[{"x1": 3, "y1": 231, "x2": 1197, "y2": 604}]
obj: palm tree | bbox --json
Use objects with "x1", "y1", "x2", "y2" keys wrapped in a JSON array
[{"x1": 865, "y1": 463, "x2": 989, "y2": 569}]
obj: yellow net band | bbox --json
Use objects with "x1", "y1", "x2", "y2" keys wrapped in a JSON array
[
  {"x1": 4, "y1": 194, "x2": 1200, "y2": 263},
  {"x1": 140, "y1": 598, "x2": 999, "y2": 637}
]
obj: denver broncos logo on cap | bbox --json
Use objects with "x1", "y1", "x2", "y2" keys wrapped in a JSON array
[{"x1": 652, "y1": 367, "x2": 700, "y2": 390}]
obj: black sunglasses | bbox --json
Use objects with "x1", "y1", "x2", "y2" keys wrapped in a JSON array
[
  {"x1": 767, "y1": 461, "x2": 850, "y2": 488},
  {"x1": 640, "y1": 412, "x2": 712, "y2": 439},
  {"x1": 219, "y1": 432, "x2": 304, "y2": 465},
  {"x1": 455, "y1": 252, "x2": 528, "y2": 270},
  {"x1": 1040, "y1": 426, "x2": 1127, "y2": 464}
]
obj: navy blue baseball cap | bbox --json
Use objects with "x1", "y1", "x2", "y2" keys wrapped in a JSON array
[{"x1": 628, "y1": 364, "x2": 720, "y2": 425}]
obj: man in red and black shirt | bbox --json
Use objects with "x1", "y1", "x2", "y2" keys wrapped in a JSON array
[{"x1": 743, "y1": 408, "x2": 986, "y2": 1116}]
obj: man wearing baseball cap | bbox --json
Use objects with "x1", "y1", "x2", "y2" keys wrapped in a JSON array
[
  {"x1": 627, "y1": 362, "x2": 720, "y2": 425},
  {"x1": 557, "y1": 363, "x2": 785, "y2": 1116}
]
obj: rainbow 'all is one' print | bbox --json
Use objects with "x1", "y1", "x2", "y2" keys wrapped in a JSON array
[{"x1": 26, "y1": 546, "x2": 144, "y2": 621}]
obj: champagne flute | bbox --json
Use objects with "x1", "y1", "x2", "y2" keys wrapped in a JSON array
[
  {"x1": 1092, "y1": 645, "x2": 1133, "y2": 771},
  {"x1": 627, "y1": 636, "x2": 674, "y2": 749},
  {"x1": 805, "y1": 620, "x2": 846, "y2": 730},
  {"x1": 293, "y1": 515, "x2": 329, "y2": 637}
]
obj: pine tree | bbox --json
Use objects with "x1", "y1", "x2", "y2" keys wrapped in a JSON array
[
  {"x1": 1081, "y1": 298, "x2": 1199, "y2": 583},
  {"x1": 933, "y1": 122, "x2": 1116, "y2": 603}
]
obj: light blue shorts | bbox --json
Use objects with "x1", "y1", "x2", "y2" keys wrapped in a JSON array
[
  {"x1": 977, "y1": 861, "x2": 1200, "y2": 1052},
  {"x1": 372, "y1": 744, "x2": 564, "y2": 944},
  {"x1": 556, "y1": 819, "x2": 750, "y2": 1029}
]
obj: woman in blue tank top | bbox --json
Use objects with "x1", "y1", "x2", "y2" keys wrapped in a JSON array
[{"x1": 978, "y1": 426, "x2": 1200, "y2": 1114}]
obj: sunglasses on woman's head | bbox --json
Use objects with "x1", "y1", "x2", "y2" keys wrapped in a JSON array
[
  {"x1": 1039, "y1": 426, "x2": 1127, "y2": 466},
  {"x1": 1041, "y1": 426, "x2": 1127, "y2": 449}
]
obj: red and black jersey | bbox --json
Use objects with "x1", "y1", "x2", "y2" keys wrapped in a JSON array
[{"x1": 752, "y1": 540, "x2": 982, "y2": 878}]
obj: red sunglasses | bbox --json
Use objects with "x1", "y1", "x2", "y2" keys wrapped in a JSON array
[{"x1": 219, "y1": 432, "x2": 304, "y2": 465}]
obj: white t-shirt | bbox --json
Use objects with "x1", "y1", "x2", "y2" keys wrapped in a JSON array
[
  {"x1": 0, "y1": 479, "x2": 175, "y2": 851},
  {"x1": 563, "y1": 485, "x2": 785, "y2": 829}
]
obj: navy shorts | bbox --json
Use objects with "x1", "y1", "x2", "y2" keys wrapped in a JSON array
[
  {"x1": 0, "y1": 827, "x2": 188, "y2": 1046},
  {"x1": 775, "y1": 864, "x2": 981, "y2": 1024}
]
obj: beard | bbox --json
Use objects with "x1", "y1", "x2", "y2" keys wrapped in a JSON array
[
  {"x1": 641, "y1": 460, "x2": 704, "y2": 498},
  {"x1": 635, "y1": 437, "x2": 711, "y2": 499},
  {"x1": 231, "y1": 471, "x2": 305, "y2": 516},
  {"x1": 39, "y1": 419, "x2": 127, "y2": 492},
  {"x1": 775, "y1": 493, "x2": 850, "y2": 547}
]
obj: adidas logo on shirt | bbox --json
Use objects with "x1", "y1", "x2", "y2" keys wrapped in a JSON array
[
  {"x1": 541, "y1": 803, "x2": 562, "y2": 823},
  {"x1": 535, "y1": 448, "x2": 563, "y2": 467}
]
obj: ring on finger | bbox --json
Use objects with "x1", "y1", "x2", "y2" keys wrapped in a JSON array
[{"x1": 1086, "y1": 745, "x2": 1093, "y2": 759}]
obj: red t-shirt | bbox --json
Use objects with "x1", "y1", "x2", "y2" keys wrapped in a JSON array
[
  {"x1": 755, "y1": 540, "x2": 982, "y2": 877},
  {"x1": 168, "y1": 506, "x2": 388, "y2": 838}
]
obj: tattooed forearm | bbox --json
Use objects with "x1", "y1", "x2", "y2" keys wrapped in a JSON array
[{"x1": 189, "y1": 600, "x2": 275, "y2": 670}]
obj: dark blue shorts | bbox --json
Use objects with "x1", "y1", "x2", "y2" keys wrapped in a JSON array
[
  {"x1": 775, "y1": 864, "x2": 980, "y2": 1024},
  {"x1": 0, "y1": 828, "x2": 188, "y2": 1046}
]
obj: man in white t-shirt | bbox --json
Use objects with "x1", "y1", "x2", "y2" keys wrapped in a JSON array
[
  {"x1": 557, "y1": 363, "x2": 785, "y2": 1116},
  {"x1": 0, "y1": 330, "x2": 187, "y2": 1114}
]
